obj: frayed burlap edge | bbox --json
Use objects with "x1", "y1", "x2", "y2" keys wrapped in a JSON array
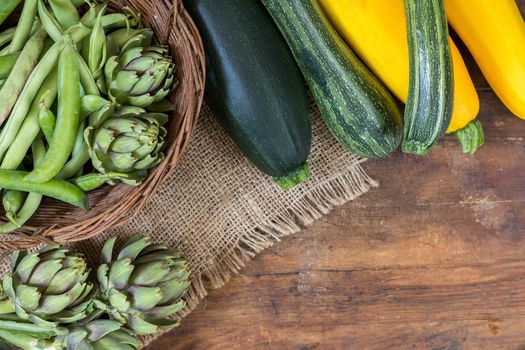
[{"x1": 140, "y1": 159, "x2": 377, "y2": 347}]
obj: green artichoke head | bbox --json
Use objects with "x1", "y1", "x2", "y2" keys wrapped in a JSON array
[
  {"x1": 1, "y1": 245, "x2": 95, "y2": 328},
  {"x1": 84, "y1": 106, "x2": 169, "y2": 185},
  {"x1": 0, "y1": 319, "x2": 140, "y2": 350},
  {"x1": 105, "y1": 42, "x2": 178, "y2": 108},
  {"x1": 56, "y1": 319, "x2": 140, "y2": 350},
  {"x1": 96, "y1": 235, "x2": 190, "y2": 335}
]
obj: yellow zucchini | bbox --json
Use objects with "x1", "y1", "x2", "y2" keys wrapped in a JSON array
[
  {"x1": 446, "y1": 0, "x2": 525, "y2": 119},
  {"x1": 319, "y1": 0, "x2": 479, "y2": 133}
]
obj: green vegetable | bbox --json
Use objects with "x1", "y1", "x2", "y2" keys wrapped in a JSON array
[
  {"x1": 71, "y1": 172, "x2": 141, "y2": 191},
  {"x1": 107, "y1": 28, "x2": 154, "y2": 50},
  {"x1": 76, "y1": 49, "x2": 100, "y2": 96},
  {"x1": 0, "y1": 0, "x2": 22, "y2": 26},
  {"x1": 87, "y1": 4, "x2": 107, "y2": 79},
  {"x1": 0, "y1": 245, "x2": 94, "y2": 328},
  {"x1": 185, "y1": 0, "x2": 312, "y2": 188},
  {"x1": 48, "y1": 0, "x2": 80, "y2": 30},
  {"x1": 26, "y1": 39, "x2": 80, "y2": 183},
  {"x1": 80, "y1": 95, "x2": 110, "y2": 118},
  {"x1": 0, "y1": 27, "x2": 16, "y2": 47},
  {"x1": 105, "y1": 44, "x2": 176, "y2": 108},
  {"x1": 96, "y1": 235, "x2": 190, "y2": 335},
  {"x1": 57, "y1": 99, "x2": 116, "y2": 180},
  {"x1": 1, "y1": 69, "x2": 58, "y2": 172},
  {"x1": 53, "y1": 319, "x2": 140, "y2": 350},
  {"x1": 454, "y1": 119, "x2": 485, "y2": 153},
  {"x1": 403, "y1": 0, "x2": 453, "y2": 155},
  {"x1": 3, "y1": 188, "x2": 27, "y2": 227},
  {"x1": 0, "y1": 52, "x2": 19, "y2": 80},
  {"x1": 7, "y1": 0, "x2": 37, "y2": 54},
  {"x1": 0, "y1": 319, "x2": 64, "y2": 343},
  {"x1": 0, "y1": 24, "x2": 91, "y2": 163},
  {"x1": 84, "y1": 106, "x2": 168, "y2": 185},
  {"x1": 38, "y1": 97, "x2": 56, "y2": 144},
  {"x1": 260, "y1": 0, "x2": 402, "y2": 158},
  {"x1": 37, "y1": 0, "x2": 64, "y2": 42},
  {"x1": 0, "y1": 170, "x2": 88, "y2": 209},
  {"x1": 0, "y1": 27, "x2": 47, "y2": 126},
  {"x1": 0, "y1": 319, "x2": 140, "y2": 350},
  {"x1": 0, "y1": 138, "x2": 46, "y2": 234}
]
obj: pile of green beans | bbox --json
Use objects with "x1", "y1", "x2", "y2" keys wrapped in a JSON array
[{"x1": 0, "y1": 0, "x2": 153, "y2": 234}]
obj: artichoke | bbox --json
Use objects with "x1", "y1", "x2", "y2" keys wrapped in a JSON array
[
  {"x1": 105, "y1": 42, "x2": 177, "y2": 108},
  {"x1": 84, "y1": 106, "x2": 168, "y2": 184},
  {"x1": 1, "y1": 245, "x2": 94, "y2": 328},
  {"x1": 0, "y1": 319, "x2": 140, "y2": 350},
  {"x1": 96, "y1": 235, "x2": 190, "y2": 335},
  {"x1": 56, "y1": 319, "x2": 140, "y2": 350}
]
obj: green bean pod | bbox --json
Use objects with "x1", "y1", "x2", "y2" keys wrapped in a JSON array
[
  {"x1": 72, "y1": 120, "x2": 86, "y2": 155},
  {"x1": 0, "y1": 52, "x2": 19, "y2": 80},
  {"x1": 3, "y1": 189, "x2": 27, "y2": 227},
  {"x1": 7, "y1": 0, "x2": 37, "y2": 54},
  {"x1": 0, "y1": 27, "x2": 47, "y2": 126},
  {"x1": 26, "y1": 40, "x2": 80, "y2": 183},
  {"x1": 81, "y1": 95, "x2": 109, "y2": 118},
  {"x1": 82, "y1": 12, "x2": 139, "y2": 31},
  {"x1": 0, "y1": 170, "x2": 88, "y2": 210},
  {"x1": 37, "y1": 0, "x2": 63, "y2": 42},
  {"x1": 71, "y1": 172, "x2": 142, "y2": 191},
  {"x1": 0, "y1": 0, "x2": 21, "y2": 26},
  {"x1": 76, "y1": 45, "x2": 100, "y2": 95},
  {"x1": 0, "y1": 138, "x2": 46, "y2": 233},
  {"x1": 38, "y1": 98, "x2": 56, "y2": 144},
  {"x1": 79, "y1": 2, "x2": 97, "y2": 29},
  {"x1": 1, "y1": 70, "x2": 58, "y2": 171},
  {"x1": 56, "y1": 148, "x2": 90, "y2": 180},
  {"x1": 0, "y1": 24, "x2": 91, "y2": 162},
  {"x1": 88, "y1": 5, "x2": 107, "y2": 79},
  {"x1": 71, "y1": 0, "x2": 85, "y2": 7},
  {"x1": 49, "y1": 0, "x2": 80, "y2": 30},
  {"x1": 107, "y1": 28, "x2": 153, "y2": 48},
  {"x1": 0, "y1": 27, "x2": 16, "y2": 48},
  {"x1": 70, "y1": 173, "x2": 110, "y2": 191}
]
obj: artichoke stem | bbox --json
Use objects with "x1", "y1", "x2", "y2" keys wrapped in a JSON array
[
  {"x1": 0, "y1": 329, "x2": 39, "y2": 350},
  {"x1": 273, "y1": 162, "x2": 310, "y2": 191},
  {"x1": 0, "y1": 319, "x2": 60, "y2": 336}
]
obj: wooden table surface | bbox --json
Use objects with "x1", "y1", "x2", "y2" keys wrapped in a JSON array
[{"x1": 149, "y1": 4, "x2": 525, "y2": 350}]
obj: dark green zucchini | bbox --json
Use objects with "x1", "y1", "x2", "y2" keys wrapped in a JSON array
[
  {"x1": 261, "y1": 0, "x2": 402, "y2": 158},
  {"x1": 184, "y1": 0, "x2": 311, "y2": 189},
  {"x1": 403, "y1": 0, "x2": 454, "y2": 155}
]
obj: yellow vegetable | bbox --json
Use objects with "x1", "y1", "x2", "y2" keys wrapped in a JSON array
[
  {"x1": 446, "y1": 0, "x2": 525, "y2": 119},
  {"x1": 319, "y1": 0, "x2": 480, "y2": 133}
]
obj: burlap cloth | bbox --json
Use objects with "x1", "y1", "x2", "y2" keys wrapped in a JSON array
[{"x1": 1, "y1": 100, "x2": 378, "y2": 347}]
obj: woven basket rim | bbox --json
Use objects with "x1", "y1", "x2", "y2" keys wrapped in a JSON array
[{"x1": 0, "y1": 0, "x2": 206, "y2": 250}]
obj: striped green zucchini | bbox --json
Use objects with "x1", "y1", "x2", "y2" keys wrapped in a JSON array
[
  {"x1": 261, "y1": 0, "x2": 403, "y2": 158},
  {"x1": 403, "y1": 0, "x2": 454, "y2": 155}
]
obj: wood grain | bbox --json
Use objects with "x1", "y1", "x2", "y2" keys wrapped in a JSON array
[{"x1": 149, "y1": 2, "x2": 525, "y2": 349}]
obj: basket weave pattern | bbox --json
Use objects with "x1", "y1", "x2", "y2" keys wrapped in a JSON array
[{"x1": 0, "y1": 0, "x2": 205, "y2": 250}]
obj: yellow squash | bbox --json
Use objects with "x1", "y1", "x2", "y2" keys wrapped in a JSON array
[
  {"x1": 446, "y1": 0, "x2": 525, "y2": 119},
  {"x1": 319, "y1": 0, "x2": 479, "y2": 133}
]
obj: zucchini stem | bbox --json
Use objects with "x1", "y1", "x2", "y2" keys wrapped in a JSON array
[
  {"x1": 273, "y1": 162, "x2": 310, "y2": 191},
  {"x1": 454, "y1": 119, "x2": 485, "y2": 153}
]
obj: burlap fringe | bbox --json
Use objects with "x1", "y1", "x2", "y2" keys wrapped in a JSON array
[{"x1": 141, "y1": 159, "x2": 377, "y2": 346}]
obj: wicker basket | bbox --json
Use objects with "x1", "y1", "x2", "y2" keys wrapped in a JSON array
[{"x1": 0, "y1": 0, "x2": 205, "y2": 250}]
